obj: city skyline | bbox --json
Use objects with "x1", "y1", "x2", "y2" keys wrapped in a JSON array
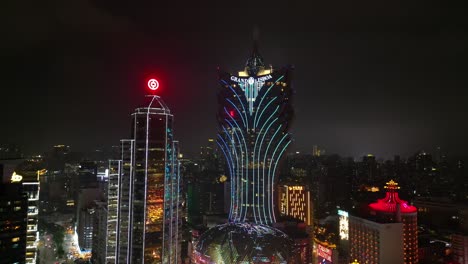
[{"x1": 1, "y1": 1, "x2": 468, "y2": 159}]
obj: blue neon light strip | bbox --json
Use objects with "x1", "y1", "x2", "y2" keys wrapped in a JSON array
[
  {"x1": 262, "y1": 124, "x2": 283, "y2": 223},
  {"x1": 255, "y1": 97, "x2": 277, "y2": 128},
  {"x1": 270, "y1": 139, "x2": 292, "y2": 223},
  {"x1": 267, "y1": 132, "x2": 291, "y2": 222},
  {"x1": 222, "y1": 80, "x2": 249, "y2": 130},
  {"x1": 222, "y1": 125, "x2": 241, "y2": 220},
  {"x1": 226, "y1": 98, "x2": 247, "y2": 128},
  {"x1": 252, "y1": 112, "x2": 279, "y2": 224},
  {"x1": 253, "y1": 75, "x2": 284, "y2": 126},
  {"x1": 224, "y1": 106, "x2": 250, "y2": 221},
  {"x1": 216, "y1": 141, "x2": 234, "y2": 219},
  {"x1": 256, "y1": 118, "x2": 279, "y2": 224},
  {"x1": 217, "y1": 134, "x2": 237, "y2": 218}
]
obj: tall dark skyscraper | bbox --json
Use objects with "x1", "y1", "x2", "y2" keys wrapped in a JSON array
[
  {"x1": 217, "y1": 44, "x2": 294, "y2": 224},
  {"x1": 0, "y1": 183, "x2": 28, "y2": 264},
  {"x1": 106, "y1": 82, "x2": 182, "y2": 264}
]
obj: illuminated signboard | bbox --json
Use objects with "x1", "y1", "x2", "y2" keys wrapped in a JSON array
[
  {"x1": 148, "y1": 78, "x2": 159, "y2": 91},
  {"x1": 338, "y1": 210, "x2": 349, "y2": 240},
  {"x1": 230, "y1": 75, "x2": 272, "y2": 84},
  {"x1": 10, "y1": 172, "x2": 23, "y2": 183},
  {"x1": 229, "y1": 74, "x2": 274, "y2": 114},
  {"x1": 317, "y1": 244, "x2": 332, "y2": 262},
  {"x1": 288, "y1": 186, "x2": 303, "y2": 191}
]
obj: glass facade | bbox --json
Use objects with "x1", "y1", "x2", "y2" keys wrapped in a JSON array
[
  {"x1": 217, "y1": 48, "x2": 294, "y2": 224},
  {"x1": 106, "y1": 160, "x2": 121, "y2": 263},
  {"x1": 117, "y1": 139, "x2": 133, "y2": 263},
  {"x1": 107, "y1": 96, "x2": 181, "y2": 264}
]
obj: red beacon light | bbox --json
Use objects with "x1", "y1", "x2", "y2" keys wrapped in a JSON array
[{"x1": 147, "y1": 78, "x2": 159, "y2": 91}]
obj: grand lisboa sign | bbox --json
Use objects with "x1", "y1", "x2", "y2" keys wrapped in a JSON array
[{"x1": 230, "y1": 74, "x2": 273, "y2": 84}]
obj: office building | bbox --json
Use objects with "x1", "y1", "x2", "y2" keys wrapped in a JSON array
[{"x1": 106, "y1": 91, "x2": 182, "y2": 263}]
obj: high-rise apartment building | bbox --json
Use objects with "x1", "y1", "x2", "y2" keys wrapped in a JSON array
[
  {"x1": 106, "y1": 89, "x2": 182, "y2": 263},
  {"x1": 116, "y1": 140, "x2": 133, "y2": 263},
  {"x1": 368, "y1": 180, "x2": 418, "y2": 264},
  {"x1": 349, "y1": 215, "x2": 404, "y2": 264},
  {"x1": 22, "y1": 171, "x2": 40, "y2": 264},
  {"x1": 452, "y1": 233, "x2": 468, "y2": 264},
  {"x1": 217, "y1": 44, "x2": 294, "y2": 224},
  {"x1": 0, "y1": 183, "x2": 28, "y2": 264},
  {"x1": 91, "y1": 200, "x2": 107, "y2": 264}
]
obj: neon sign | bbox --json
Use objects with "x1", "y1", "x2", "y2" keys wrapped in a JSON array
[
  {"x1": 288, "y1": 186, "x2": 303, "y2": 191},
  {"x1": 338, "y1": 210, "x2": 349, "y2": 240},
  {"x1": 229, "y1": 74, "x2": 274, "y2": 115},
  {"x1": 230, "y1": 75, "x2": 272, "y2": 84},
  {"x1": 10, "y1": 172, "x2": 23, "y2": 183},
  {"x1": 148, "y1": 79, "x2": 159, "y2": 91},
  {"x1": 317, "y1": 244, "x2": 332, "y2": 262}
]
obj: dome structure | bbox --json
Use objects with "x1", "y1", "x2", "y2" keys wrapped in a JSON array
[
  {"x1": 369, "y1": 179, "x2": 417, "y2": 214},
  {"x1": 192, "y1": 222, "x2": 296, "y2": 264}
]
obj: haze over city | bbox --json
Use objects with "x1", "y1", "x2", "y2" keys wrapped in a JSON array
[{"x1": 1, "y1": 1, "x2": 467, "y2": 158}]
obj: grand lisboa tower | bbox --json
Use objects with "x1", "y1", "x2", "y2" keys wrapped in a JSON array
[
  {"x1": 193, "y1": 43, "x2": 296, "y2": 264},
  {"x1": 217, "y1": 43, "x2": 293, "y2": 225}
]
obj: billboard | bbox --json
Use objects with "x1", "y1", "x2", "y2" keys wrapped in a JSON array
[
  {"x1": 338, "y1": 209, "x2": 349, "y2": 240},
  {"x1": 317, "y1": 244, "x2": 332, "y2": 263}
]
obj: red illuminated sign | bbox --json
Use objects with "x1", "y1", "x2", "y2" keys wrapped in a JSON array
[
  {"x1": 317, "y1": 244, "x2": 332, "y2": 262},
  {"x1": 148, "y1": 79, "x2": 159, "y2": 91}
]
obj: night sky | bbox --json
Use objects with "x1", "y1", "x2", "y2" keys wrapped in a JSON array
[{"x1": 1, "y1": 1, "x2": 467, "y2": 159}]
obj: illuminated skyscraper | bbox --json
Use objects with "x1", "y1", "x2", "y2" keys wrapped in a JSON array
[
  {"x1": 107, "y1": 82, "x2": 182, "y2": 264},
  {"x1": 22, "y1": 171, "x2": 41, "y2": 264},
  {"x1": 217, "y1": 44, "x2": 293, "y2": 224},
  {"x1": 278, "y1": 185, "x2": 312, "y2": 226},
  {"x1": 0, "y1": 183, "x2": 28, "y2": 264}
]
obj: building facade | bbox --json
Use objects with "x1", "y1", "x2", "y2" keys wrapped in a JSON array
[
  {"x1": 106, "y1": 95, "x2": 182, "y2": 263},
  {"x1": 349, "y1": 215, "x2": 404, "y2": 264},
  {"x1": 91, "y1": 200, "x2": 107, "y2": 264},
  {"x1": 0, "y1": 183, "x2": 28, "y2": 264},
  {"x1": 452, "y1": 234, "x2": 468, "y2": 264},
  {"x1": 278, "y1": 184, "x2": 312, "y2": 226},
  {"x1": 217, "y1": 44, "x2": 294, "y2": 224},
  {"x1": 368, "y1": 180, "x2": 418, "y2": 264},
  {"x1": 22, "y1": 171, "x2": 40, "y2": 264}
]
